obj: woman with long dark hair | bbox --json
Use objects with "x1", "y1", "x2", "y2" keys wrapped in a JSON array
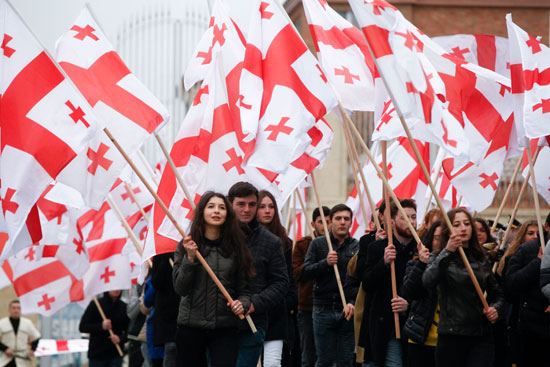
[
  {"x1": 422, "y1": 208, "x2": 504, "y2": 367},
  {"x1": 257, "y1": 190, "x2": 298, "y2": 367},
  {"x1": 173, "y1": 192, "x2": 254, "y2": 367}
]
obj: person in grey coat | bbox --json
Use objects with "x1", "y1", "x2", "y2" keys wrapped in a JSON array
[{"x1": 173, "y1": 192, "x2": 254, "y2": 367}]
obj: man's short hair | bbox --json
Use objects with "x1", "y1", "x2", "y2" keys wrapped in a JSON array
[
  {"x1": 329, "y1": 204, "x2": 353, "y2": 220},
  {"x1": 379, "y1": 198, "x2": 416, "y2": 219},
  {"x1": 8, "y1": 300, "x2": 20, "y2": 307},
  {"x1": 227, "y1": 182, "x2": 258, "y2": 203},
  {"x1": 312, "y1": 206, "x2": 330, "y2": 222}
]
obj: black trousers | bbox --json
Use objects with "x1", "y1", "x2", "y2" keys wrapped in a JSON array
[
  {"x1": 176, "y1": 325, "x2": 239, "y2": 367},
  {"x1": 518, "y1": 332, "x2": 550, "y2": 367},
  {"x1": 408, "y1": 343, "x2": 435, "y2": 367},
  {"x1": 436, "y1": 334, "x2": 494, "y2": 367}
]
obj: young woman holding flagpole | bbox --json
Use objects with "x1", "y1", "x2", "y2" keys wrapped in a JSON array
[{"x1": 172, "y1": 192, "x2": 254, "y2": 367}]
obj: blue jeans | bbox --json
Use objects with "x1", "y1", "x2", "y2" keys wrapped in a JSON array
[
  {"x1": 312, "y1": 305, "x2": 355, "y2": 367},
  {"x1": 89, "y1": 358, "x2": 123, "y2": 367},
  {"x1": 385, "y1": 338, "x2": 403, "y2": 367},
  {"x1": 236, "y1": 327, "x2": 266, "y2": 367}
]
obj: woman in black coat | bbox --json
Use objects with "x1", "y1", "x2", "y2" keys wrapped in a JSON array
[
  {"x1": 422, "y1": 208, "x2": 504, "y2": 367},
  {"x1": 401, "y1": 221, "x2": 443, "y2": 367},
  {"x1": 257, "y1": 190, "x2": 298, "y2": 367},
  {"x1": 173, "y1": 192, "x2": 254, "y2": 367}
]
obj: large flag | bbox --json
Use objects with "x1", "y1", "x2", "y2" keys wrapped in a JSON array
[
  {"x1": 55, "y1": 6, "x2": 169, "y2": 208},
  {"x1": 0, "y1": 0, "x2": 100, "y2": 259},
  {"x1": 302, "y1": 0, "x2": 375, "y2": 111},
  {"x1": 507, "y1": 15, "x2": 550, "y2": 142},
  {"x1": 350, "y1": 0, "x2": 512, "y2": 165},
  {"x1": 239, "y1": 0, "x2": 337, "y2": 172}
]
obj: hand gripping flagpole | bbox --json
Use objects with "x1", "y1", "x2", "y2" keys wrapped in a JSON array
[
  {"x1": 102, "y1": 128, "x2": 257, "y2": 333},
  {"x1": 92, "y1": 296, "x2": 124, "y2": 357},
  {"x1": 381, "y1": 140, "x2": 401, "y2": 339},
  {"x1": 310, "y1": 171, "x2": 348, "y2": 310}
]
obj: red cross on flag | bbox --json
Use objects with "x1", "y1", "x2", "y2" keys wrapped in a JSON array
[
  {"x1": 1, "y1": 255, "x2": 84, "y2": 316},
  {"x1": 520, "y1": 138, "x2": 550, "y2": 205},
  {"x1": 350, "y1": 0, "x2": 512, "y2": 166},
  {"x1": 0, "y1": 0, "x2": 101, "y2": 259},
  {"x1": 239, "y1": 0, "x2": 337, "y2": 173},
  {"x1": 345, "y1": 138, "x2": 429, "y2": 240},
  {"x1": 302, "y1": 0, "x2": 375, "y2": 111},
  {"x1": 54, "y1": 6, "x2": 168, "y2": 209},
  {"x1": 441, "y1": 114, "x2": 514, "y2": 212},
  {"x1": 507, "y1": 15, "x2": 550, "y2": 143}
]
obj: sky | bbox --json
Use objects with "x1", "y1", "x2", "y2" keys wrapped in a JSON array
[{"x1": 11, "y1": 0, "x2": 253, "y2": 52}]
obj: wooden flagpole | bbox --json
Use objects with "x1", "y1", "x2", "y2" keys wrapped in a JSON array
[
  {"x1": 154, "y1": 133, "x2": 196, "y2": 211},
  {"x1": 310, "y1": 172, "x2": 347, "y2": 309},
  {"x1": 295, "y1": 188, "x2": 314, "y2": 237},
  {"x1": 421, "y1": 156, "x2": 443, "y2": 225},
  {"x1": 93, "y1": 296, "x2": 124, "y2": 357},
  {"x1": 343, "y1": 112, "x2": 424, "y2": 247},
  {"x1": 382, "y1": 141, "x2": 401, "y2": 339},
  {"x1": 491, "y1": 158, "x2": 522, "y2": 232},
  {"x1": 103, "y1": 128, "x2": 257, "y2": 333},
  {"x1": 136, "y1": 151, "x2": 160, "y2": 187},
  {"x1": 339, "y1": 107, "x2": 381, "y2": 231},
  {"x1": 341, "y1": 114, "x2": 372, "y2": 233},
  {"x1": 526, "y1": 145, "x2": 546, "y2": 250},
  {"x1": 123, "y1": 181, "x2": 150, "y2": 225},
  {"x1": 456, "y1": 195, "x2": 463, "y2": 208}
]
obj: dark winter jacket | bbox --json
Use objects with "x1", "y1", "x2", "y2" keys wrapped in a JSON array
[
  {"x1": 173, "y1": 238, "x2": 251, "y2": 329},
  {"x1": 401, "y1": 260, "x2": 438, "y2": 344},
  {"x1": 423, "y1": 248, "x2": 504, "y2": 337},
  {"x1": 243, "y1": 219, "x2": 289, "y2": 330},
  {"x1": 360, "y1": 236, "x2": 416, "y2": 367},
  {"x1": 151, "y1": 252, "x2": 180, "y2": 345},
  {"x1": 302, "y1": 233, "x2": 359, "y2": 306},
  {"x1": 506, "y1": 240, "x2": 550, "y2": 337},
  {"x1": 79, "y1": 292, "x2": 129, "y2": 360},
  {"x1": 266, "y1": 244, "x2": 298, "y2": 343}
]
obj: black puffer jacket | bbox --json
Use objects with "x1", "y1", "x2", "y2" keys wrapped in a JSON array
[
  {"x1": 422, "y1": 248, "x2": 504, "y2": 336},
  {"x1": 505, "y1": 240, "x2": 550, "y2": 337},
  {"x1": 401, "y1": 260, "x2": 437, "y2": 344},
  {"x1": 302, "y1": 233, "x2": 359, "y2": 305},
  {"x1": 173, "y1": 238, "x2": 250, "y2": 329}
]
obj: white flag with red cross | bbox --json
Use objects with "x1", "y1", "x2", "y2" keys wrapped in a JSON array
[
  {"x1": 345, "y1": 138, "x2": 429, "y2": 239},
  {"x1": 302, "y1": 0, "x2": 375, "y2": 111},
  {"x1": 239, "y1": 0, "x2": 337, "y2": 172},
  {"x1": 55, "y1": 6, "x2": 169, "y2": 209},
  {"x1": 0, "y1": 0, "x2": 101, "y2": 259},
  {"x1": 507, "y1": 15, "x2": 550, "y2": 142},
  {"x1": 1, "y1": 254, "x2": 84, "y2": 316},
  {"x1": 520, "y1": 137, "x2": 550, "y2": 205},
  {"x1": 351, "y1": 0, "x2": 512, "y2": 166},
  {"x1": 287, "y1": 187, "x2": 309, "y2": 241}
]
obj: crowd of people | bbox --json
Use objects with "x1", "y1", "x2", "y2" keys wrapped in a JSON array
[{"x1": 55, "y1": 180, "x2": 550, "y2": 367}]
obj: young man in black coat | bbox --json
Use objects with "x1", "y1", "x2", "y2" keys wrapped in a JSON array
[
  {"x1": 79, "y1": 290, "x2": 129, "y2": 367},
  {"x1": 228, "y1": 182, "x2": 289, "y2": 367},
  {"x1": 303, "y1": 204, "x2": 359, "y2": 367},
  {"x1": 361, "y1": 198, "x2": 418, "y2": 367}
]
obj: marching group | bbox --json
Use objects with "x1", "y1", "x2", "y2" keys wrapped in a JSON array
[{"x1": 73, "y1": 181, "x2": 550, "y2": 367}]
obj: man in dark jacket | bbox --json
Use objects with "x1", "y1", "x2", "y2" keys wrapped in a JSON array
[
  {"x1": 79, "y1": 290, "x2": 129, "y2": 367},
  {"x1": 361, "y1": 198, "x2": 417, "y2": 367},
  {"x1": 151, "y1": 252, "x2": 180, "y2": 367},
  {"x1": 292, "y1": 206, "x2": 330, "y2": 367},
  {"x1": 303, "y1": 204, "x2": 359, "y2": 367},
  {"x1": 228, "y1": 182, "x2": 289, "y2": 367}
]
